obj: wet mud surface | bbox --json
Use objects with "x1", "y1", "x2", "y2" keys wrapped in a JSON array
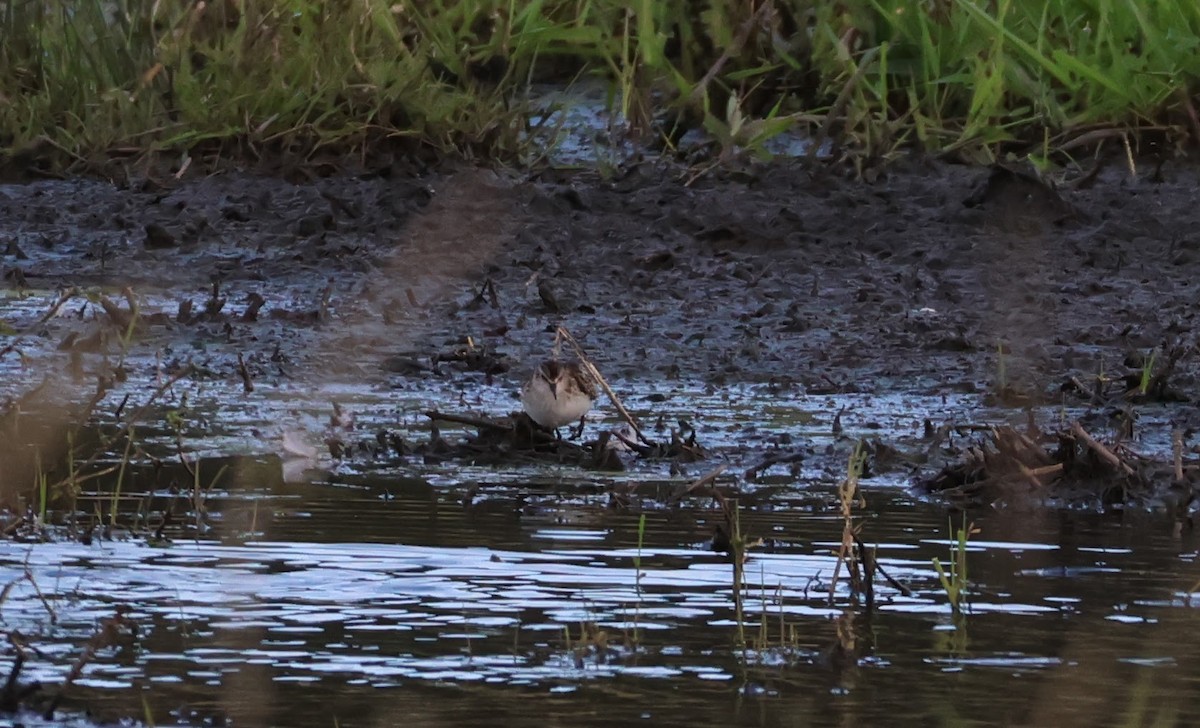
[{"x1": 3, "y1": 158, "x2": 1200, "y2": 485}]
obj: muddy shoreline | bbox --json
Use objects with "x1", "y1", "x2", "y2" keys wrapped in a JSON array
[{"x1": 2, "y1": 156, "x2": 1199, "y2": 501}]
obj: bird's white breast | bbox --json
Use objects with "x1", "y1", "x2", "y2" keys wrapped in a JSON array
[{"x1": 521, "y1": 376, "x2": 593, "y2": 428}]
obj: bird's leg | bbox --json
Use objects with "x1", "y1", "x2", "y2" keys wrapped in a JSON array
[{"x1": 568, "y1": 415, "x2": 587, "y2": 441}]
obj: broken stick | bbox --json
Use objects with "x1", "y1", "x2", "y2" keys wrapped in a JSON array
[{"x1": 1070, "y1": 422, "x2": 1135, "y2": 476}]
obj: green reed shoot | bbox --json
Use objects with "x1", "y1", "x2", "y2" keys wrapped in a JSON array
[
  {"x1": 631, "y1": 512, "x2": 646, "y2": 648},
  {"x1": 141, "y1": 693, "x2": 157, "y2": 728},
  {"x1": 932, "y1": 515, "x2": 978, "y2": 615},
  {"x1": 1138, "y1": 350, "x2": 1157, "y2": 396}
]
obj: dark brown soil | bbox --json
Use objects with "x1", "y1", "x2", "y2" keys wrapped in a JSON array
[{"x1": 3, "y1": 156, "x2": 1200, "y2": 483}]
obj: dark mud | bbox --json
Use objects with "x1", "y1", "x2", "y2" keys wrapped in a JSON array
[{"x1": 2, "y1": 157, "x2": 1200, "y2": 495}]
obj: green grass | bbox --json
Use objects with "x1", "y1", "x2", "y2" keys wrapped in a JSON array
[
  {"x1": 2, "y1": 0, "x2": 1200, "y2": 174},
  {"x1": 932, "y1": 515, "x2": 977, "y2": 615}
]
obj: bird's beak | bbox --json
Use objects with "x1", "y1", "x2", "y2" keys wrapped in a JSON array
[{"x1": 549, "y1": 379, "x2": 559, "y2": 399}]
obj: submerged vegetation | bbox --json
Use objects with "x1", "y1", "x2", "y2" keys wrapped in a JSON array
[{"x1": 2, "y1": 0, "x2": 1200, "y2": 175}]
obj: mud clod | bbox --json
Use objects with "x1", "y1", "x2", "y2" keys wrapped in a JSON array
[{"x1": 143, "y1": 222, "x2": 177, "y2": 249}]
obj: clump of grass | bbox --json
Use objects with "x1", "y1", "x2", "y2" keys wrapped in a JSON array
[
  {"x1": 932, "y1": 515, "x2": 979, "y2": 615},
  {"x1": 1, "y1": 0, "x2": 602, "y2": 172},
  {"x1": 846, "y1": 0, "x2": 1200, "y2": 160},
  {"x1": 3, "y1": 1, "x2": 1200, "y2": 174},
  {"x1": 562, "y1": 620, "x2": 611, "y2": 669},
  {"x1": 1138, "y1": 349, "x2": 1157, "y2": 397}
]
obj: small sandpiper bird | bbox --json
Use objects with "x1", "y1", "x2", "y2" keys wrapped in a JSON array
[{"x1": 520, "y1": 359, "x2": 597, "y2": 437}]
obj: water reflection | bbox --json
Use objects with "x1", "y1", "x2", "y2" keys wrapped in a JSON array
[{"x1": 3, "y1": 469, "x2": 1200, "y2": 726}]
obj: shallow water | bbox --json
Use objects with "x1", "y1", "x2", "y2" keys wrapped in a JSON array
[
  {"x1": 5, "y1": 452, "x2": 1200, "y2": 727},
  {"x1": 525, "y1": 80, "x2": 830, "y2": 166}
]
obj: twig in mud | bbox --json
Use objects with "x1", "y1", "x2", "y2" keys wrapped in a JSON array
[
  {"x1": 860, "y1": 541, "x2": 876, "y2": 610},
  {"x1": 668, "y1": 464, "x2": 729, "y2": 505},
  {"x1": 1066, "y1": 375, "x2": 1102, "y2": 403},
  {"x1": 205, "y1": 279, "x2": 225, "y2": 317},
  {"x1": 20, "y1": 564, "x2": 56, "y2": 624},
  {"x1": 1122, "y1": 133, "x2": 1137, "y2": 181},
  {"x1": 855, "y1": 536, "x2": 913, "y2": 597},
  {"x1": 612, "y1": 429, "x2": 655, "y2": 457},
  {"x1": 112, "y1": 393, "x2": 130, "y2": 419},
  {"x1": 1070, "y1": 421, "x2": 1136, "y2": 476},
  {"x1": 319, "y1": 282, "x2": 334, "y2": 321},
  {"x1": 994, "y1": 426, "x2": 1054, "y2": 468},
  {"x1": 832, "y1": 406, "x2": 846, "y2": 436},
  {"x1": 0, "y1": 639, "x2": 26, "y2": 711},
  {"x1": 425, "y1": 410, "x2": 514, "y2": 433},
  {"x1": 242, "y1": 292, "x2": 266, "y2": 322},
  {"x1": 465, "y1": 278, "x2": 500, "y2": 310},
  {"x1": 97, "y1": 292, "x2": 132, "y2": 330},
  {"x1": 1016, "y1": 462, "x2": 1063, "y2": 489},
  {"x1": 744, "y1": 452, "x2": 805, "y2": 481},
  {"x1": 555, "y1": 326, "x2": 649, "y2": 445},
  {"x1": 237, "y1": 353, "x2": 254, "y2": 393},
  {"x1": 0, "y1": 288, "x2": 79, "y2": 361}
]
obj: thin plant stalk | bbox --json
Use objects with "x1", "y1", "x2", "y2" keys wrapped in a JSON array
[{"x1": 109, "y1": 426, "x2": 135, "y2": 530}]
